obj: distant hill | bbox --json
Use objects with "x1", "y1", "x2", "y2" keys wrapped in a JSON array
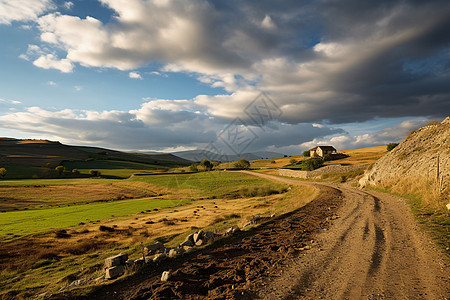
[
  {"x1": 172, "y1": 150, "x2": 285, "y2": 162},
  {"x1": 0, "y1": 138, "x2": 191, "y2": 167}
]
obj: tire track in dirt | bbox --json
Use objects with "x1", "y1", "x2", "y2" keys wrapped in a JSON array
[{"x1": 247, "y1": 173, "x2": 449, "y2": 300}]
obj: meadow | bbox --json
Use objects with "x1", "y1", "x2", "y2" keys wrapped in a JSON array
[{"x1": 0, "y1": 170, "x2": 314, "y2": 298}]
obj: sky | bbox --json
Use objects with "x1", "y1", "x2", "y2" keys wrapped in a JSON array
[{"x1": 0, "y1": 0, "x2": 449, "y2": 155}]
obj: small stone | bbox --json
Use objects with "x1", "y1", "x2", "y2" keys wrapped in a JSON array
[
  {"x1": 195, "y1": 239, "x2": 204, "y2": 246},
  {"x1": 161, "y1": 271, "x2": 171, "y2": 282},
  {"x1": 105, "y1": 265, "x2": 124, "y2": 280},
  {"x1": 153, "y1": 253, "x2": 167, "y2": 262},
  {"x1": 168, "y1": 249, "x2": 178, "y2": 258},
  {"x1": 193, "y1": 231, "x2": 204, "y2": 243},
  {"x1": 145, "y1": 241, "x2": 165, "y2": 255},
  {"x1": 105, "y1": 253, "x2": 128, "y2": 268},
  {"x1": 184, "y1": 233, "x2": 195, "y2": 244}
]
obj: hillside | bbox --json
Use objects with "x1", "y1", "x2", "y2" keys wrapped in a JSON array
[
  {"x1": 359, "y1": 117, "x2": 450, "y2": 205},
  {"x1": 173, "y1": 150, "x2": 284, "y2": 162},
  {"x1": 0, "y1": 138, "x2": 190, "y2": 167}
]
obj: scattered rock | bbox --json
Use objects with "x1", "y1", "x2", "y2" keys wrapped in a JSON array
[
  {"x1": 105, "y1": 253, "x2": 128, "y2": 268},
  {"x1": 204, "y1": 231, "x2": 215, "y2": 242},
  {"x1": 180, "y1": 240, "x2": 194, "y2": 247},
  {"x1": 153, "y1": 253, "x2": 167, "y2": 262},
  {"x1": 105, "y1": 265, "x2": 124, "y2": 280},
  {"x1": 145, "y1": 241, "x2": 165, "y2": 255},
  {"x1": 161, "y1": 271, "x2": 171, "y2": 282},
  {"x1": 195, "y1": 239, "x2": 204, "y2": 246},
  {"x1": 168, "y1": 249, "x2": 179, "y2": 258},
  {"x1": 193, "y1": 230, "x2": 204, "y2": 243},
  {"x1": 225, "y1": 226, "x2": 241, "y2": 236},
  {"x1": 184, "y1": 233, "x2": 195, "y2": 244}
]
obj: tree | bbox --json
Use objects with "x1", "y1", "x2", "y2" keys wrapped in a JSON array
[
  {"x1": 290, "y1": 158, "x2": 297, "y2": 164},
  {"x1": 302, "y1": 150, "x2": 310, "y2": 157},
  {"x1": 0, "y1": 168, "x2": 6, "y2": 178},
  {"x1": 387, "y1": 143, "x2": 399, "y2": 151},
  {"x1": 189, "y1": 164, "x2": 198, "y2": 172},
  {"x1": 89, "y1": 170, "x2": 101, "y2": 177},
  {"x1": 199, "y1": 159, "x2": 213, "y2": 171},
  {"x1": 234, "y1": 158, "x2": 250, "y2": 169},
  {"x1": 301, "y1": 158, "x2": 323, "y2": 171},
  {"x1": 55, "y1": 165, "x2": 65, "y2": 177}
]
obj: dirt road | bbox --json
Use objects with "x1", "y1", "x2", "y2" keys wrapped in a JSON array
[
  {"x1": 62, "y1": 171, "x2": 449, "y2": 300},
  {"x1": 244, "y1": 171, "x2": 449, "y2": 299}
]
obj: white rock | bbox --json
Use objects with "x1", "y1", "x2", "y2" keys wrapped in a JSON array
[{"x1": 161, "y1": 271, "x2": 171, "y2": 282}]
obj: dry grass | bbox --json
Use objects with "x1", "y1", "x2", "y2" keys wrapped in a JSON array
[
  {"x1": 324, "y1": 146, "x2": 387, "y2": 166},
  {"x1": 0, "y1": 181, "x2": 158, "y2": 211}
]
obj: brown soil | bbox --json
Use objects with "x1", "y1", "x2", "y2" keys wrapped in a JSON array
[
  {"x1": 52, "y1": 176, "x2": 342, "y2": 300},
  {"x1": 53, "y1": 171, "x2": 449, "y2": 300}
]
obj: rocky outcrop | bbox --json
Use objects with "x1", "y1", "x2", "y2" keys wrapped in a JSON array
[{"x1": 359, "y1": 117, "x2": 450, "y2": 192}]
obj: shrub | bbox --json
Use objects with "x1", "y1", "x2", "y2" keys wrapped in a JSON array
[
  {"x1": 199, "y1": 159, "x2": 213, "y2": 171},
  {"x1": 0, "y1": 167, "x2": 6, "y2": 178},
  {"x1": 289, "y1": 158, "x2": 297, "y2": 164},
  {"x1": 300, "y1": 158, "x2": 323, "y2": 171},
  {"x1": 89, "y1": 170, "x2": 101, "y2": 177},
  {"x1": 302, "y1": 150, "x2": 310, "y2": 157},
  {"x1": 189, "y1": 164, "x2": 198, "y2": 172},
  {"x1": 55, "y1": 165, "x2": 65, "y2": 177},
  {"x1": 234, "y1": 158, "x2": 250, "y2": 169},
  {"x1": 387, "y1": 143, "x2": 399, "y2": 151}
]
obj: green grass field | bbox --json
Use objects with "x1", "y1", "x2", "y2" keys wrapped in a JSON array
[
  {"x1": 0, "y1": 197, "x2": 190, "y2": 241},
  {"x1": 131, "y1": 171, "x2": 286, "y2": 198},
  {"x1": 62, "y1": 159, "x2": 166, "y2": 178},
  {"x1": 0, "y1": 177, "x2": 119, "y2": 186}
]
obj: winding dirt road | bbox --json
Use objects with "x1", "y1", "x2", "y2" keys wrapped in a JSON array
[
  {"x1": 63, "y1": 171, "x2": 449, "y2": 300},
  {"x1": 244, "y1": 171, "x2": 449, "y2": 300}
]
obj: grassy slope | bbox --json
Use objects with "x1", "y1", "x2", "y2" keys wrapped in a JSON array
[{"x1": 0, "y1": 198, "x2": 189, "y2": 242}]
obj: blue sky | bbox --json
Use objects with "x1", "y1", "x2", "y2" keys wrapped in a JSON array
[{"x1": 0, "y1": 0, "x2": 449, "y2": 154}]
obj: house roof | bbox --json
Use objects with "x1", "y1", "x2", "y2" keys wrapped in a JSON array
[{"x1": 309, "y1": 145, "x2": 336, "y2": 151}]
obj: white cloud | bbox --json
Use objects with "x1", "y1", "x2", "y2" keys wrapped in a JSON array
[
  {"x1": 0, "y1": 98, "x2": 21, "y2": 105},
  {"x1": 261, "y1": 15, "x2": 276, "y2": 29},
  {"x1": 63, "y1": 1, "x2": 73, "y2": 10},
  {"x1": 129, "y1": 71, "x2": 142, "y2": 79},
  {"x1": 74, "y1": 85, "x2": 82, "y2": 91},
  {"x1": 33, "y1": 53, "x2": 74, "y2": 73},
  {"x1": 299, "y1": 120, "x2": 429, "y2": 151},
  {"x1": 47, "y1": 80, "x2": 56, "y2": 86},
  {"x1": 0, "y1": 0, "x2": 54, "y2": 24}
]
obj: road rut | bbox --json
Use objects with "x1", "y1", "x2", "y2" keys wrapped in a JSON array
[{"x1": 245, "y1": 171, "x2": 449, "y2": 300}]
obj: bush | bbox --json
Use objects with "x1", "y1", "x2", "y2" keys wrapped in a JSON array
[
  {"x1": 300, "y1": 158, "x2": 323, "y2": 171},
  {"x1": 89, "y1": 170, "x2": 101, "y2": 177},
  {"x1": 387, "y1": 143, "x2": 399, "y2": 151},
  {"x1": 234, "y1": 158, "x2": 250, "y2": 169},
  {"x1": 189, "y1": 164, "x2": 198, "y2": 172},
  {"x1": 302, "y1": 150, "x2": 310, "y2": 157},
  {"x1": 199, "y1": 159, "x2": 213, "y2": 171},
  {"x1": 289, "y1": 158, "x2": 297, "y2": 164},
  {"x1": 0, "y1": 167, "x2": 6, "y2": 178}
]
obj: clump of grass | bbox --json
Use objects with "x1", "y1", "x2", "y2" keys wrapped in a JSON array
[
  {"x1": 54, "y1": 229, "x2": 71, "y2": 238},
  {"x1": 99, "y1": 225, "x2": 115, "y2": 232}
]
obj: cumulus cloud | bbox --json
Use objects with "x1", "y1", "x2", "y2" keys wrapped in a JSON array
[
  {"x1": 33, "y1": 53, "x2": 74, "y2": 72},
  {"x1": 299, "y1": 119, "x2": 430, "y2": 151},
  {"x1": 23, "y1": 0, "x2": 449, "y2": 125},
  {"x1": 129, "y1": 71, "x2": 142, "y2": 79},
  {"x1": 0, "y1": 0, "x2": 54, "y2": 24}
]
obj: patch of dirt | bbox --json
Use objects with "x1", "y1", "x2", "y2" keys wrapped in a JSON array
[{"x1": 54, "y1": 184, "x2": 342, "y2": 300}]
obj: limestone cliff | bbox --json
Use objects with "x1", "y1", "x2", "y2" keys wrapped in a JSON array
[{"x1": 359, "y1": 117, "x2": 450, "y2": 197}]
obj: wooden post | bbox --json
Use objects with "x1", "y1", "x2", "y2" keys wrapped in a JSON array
[
  {"x1": 436, "y1": 155, "x2": 440, "y2": 192},
  {"x1": 141, "y1": 242, "x2": 146, "y2": 263}
]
